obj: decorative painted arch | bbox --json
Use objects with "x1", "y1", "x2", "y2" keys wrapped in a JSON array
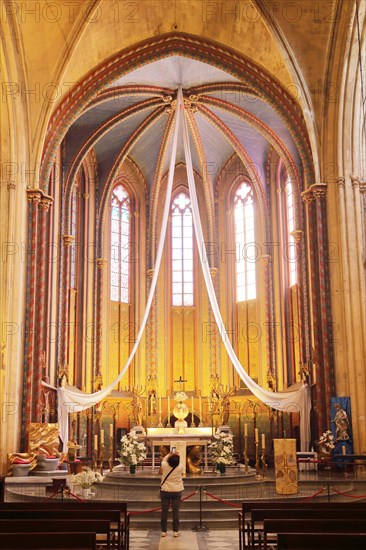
[{"x1": 41, "y1": 32, "x2": 314, "y2": 191}]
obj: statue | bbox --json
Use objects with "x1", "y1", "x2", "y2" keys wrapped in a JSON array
[
  {"x1": 332, "y1": 403, "x2": 350, "y2": 441},
  {"x1": 213, "y1": 385, "x2": 236, "y2": 426},
  {"x1": 126, "y1": 386, "x2": 144, "y2": 427},
  {"x1": 148, "y1": 390, "x2": 157, "y2": 415},
  {"x1": 187, "y1": 445, "x2": 202, "y2": 474}
]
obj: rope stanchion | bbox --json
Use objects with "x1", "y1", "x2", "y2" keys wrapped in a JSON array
[
  {"x1": 192, "y1": 485, "x2": 209, "y2": 532},
  {"x1": 129, "y1": 489, "x2": 198, "y2": 516},
  {"x1": 203, "y1": 489, "x2": 241, "y2": 509},
  {"x1": 299, "y1": 486, "x2": 326, "y2": 502},
  {"x1": 331, "y1": 486, "x2": 366, "y2": 499}
]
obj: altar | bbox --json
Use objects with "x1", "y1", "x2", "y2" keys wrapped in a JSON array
[{"x1": 144, "y1": 427, "x2": 213, "y2": 472}]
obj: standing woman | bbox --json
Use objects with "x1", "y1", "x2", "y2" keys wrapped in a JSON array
[{"x1": 160, "y1": 451, "x2": 184, "y2": 537}]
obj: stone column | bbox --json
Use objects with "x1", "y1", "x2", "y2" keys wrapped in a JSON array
[
  {"x1": 59, "y1": 234, "x2": 74, "y2": 376},
  {"x1": 209, "y1": 267, "x2": 219, "y2": 380},
  {"x1": 33, "y1": 195, "x2": 53, "y2": 421},
  {"x1": 21, "y1": 189, "x2": 42, "y2": 448},
  {"x1": 95, "y1": 258, "x2": 107, "y2": 384}
]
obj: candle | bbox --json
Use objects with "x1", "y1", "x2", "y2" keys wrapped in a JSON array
[
  {"x1": 262, "y1": 433, "x2": 265, "y2": 448},
  {"x1": 159, "y1": 396, "x2": 162, "y2": 413},
  {"x1": 342, "y1": 445, "x2": 346, "y2": 455},
  {"x1": 94, "y1": 435, "x2": 98, "y2": 450},
  {"x1": 255, "y1": 428, "x2": 258, "y2": 443},
  {"x1": 101, "y1": 430, "x2": 104, "y2": 444},
  {"x1": 191, "y1": 396, "x2": 194, "y2": 415},
  {"x1": 244, "y1": 423, "x2": 248, "y2": 437},
  {"x1": 110, "y1": 424, "x2": 113, "y2": 438}
]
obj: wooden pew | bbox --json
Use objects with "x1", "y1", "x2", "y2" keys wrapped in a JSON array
[
  {"x1": 262, "y1": 519, "x2": 366, "y2": 550},
  {"x1": 238, "y1": 501, "x2": 366, "y2": 550},
  {"x1": 0, "y1": 512, "x2": 119, "y2": 550},
  {"x1": 248, "y1": 507, "x2": 366, "y2": 550},
  {"x1": 0, "y1": 520, "x2": 110, "y2": 549},
  {"x1": 0, "y1": 532, "x2": 97, "y2": 550},
  {"x1": 277, "y1": 532, "x2": 366, "y2": 550},
  {"x1": 0, "y1": 500, "x2": 129, "y2": 550}
]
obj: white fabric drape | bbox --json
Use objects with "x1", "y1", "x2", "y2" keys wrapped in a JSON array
[
  {"x1": 50, "y1": 93, "x2": 183, "y2": 450},
  {"x1": 45, "y1": 88, "x2": 311, "y2": 452},
  {"x1": 180, "y1": 90, "x2": 311, "y2": 451}
]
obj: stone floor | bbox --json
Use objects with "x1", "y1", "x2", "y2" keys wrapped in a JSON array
[{"x1": 130, "y1": 529, "x2": 239, "y2": 550}]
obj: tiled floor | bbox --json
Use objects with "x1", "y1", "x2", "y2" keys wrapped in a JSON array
[{"x1": 130, "y1": 529, "x2": 239, "y2": 550}]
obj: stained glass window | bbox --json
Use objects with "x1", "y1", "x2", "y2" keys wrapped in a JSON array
[
  {"x1": 171, "y1": 192, "x2": 194, "y2": 306},
  {"x1": 234, "y1": 182, "x2": 256, "y2": 301},
  {"x1": 110, "y1": 184, "x2": 130, "y2": 302}
]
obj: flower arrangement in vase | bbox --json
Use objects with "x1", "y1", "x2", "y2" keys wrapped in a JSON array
[
  {"x1": 317, "y1": 430, "x2": 335, "y2": 454},
  {"x1": 118, "y1": 432, "x2": 147, "y2": 474},
  {"x1": 208, "y1": 431, "x2": 234, "y2": 474},
  {"x1": 71, "y1": 467, "x2": 104, "y2": 499}
]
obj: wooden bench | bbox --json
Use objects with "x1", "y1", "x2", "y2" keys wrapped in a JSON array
[
  {"x1": 238, "y1": 500, "x2": 366, "y2": 550},
  {"x1": 0, "y1": 532, "x2": 97, "y2": 549},
  {"x1": 0, "y1": 501, "x2": 129, "y2": 550},
  {"x1": 248, "y1": 507, "x2": 366, "y2": 550},
  {"x1": 277, "y1": 532, "x2": 366, "y2": 550},
  {"x1": 262, "y1": 519, "x2": 366, "y2": 550},
  {"x1": 0, "y1": 520, "x2": 110, "y2": 549},
  {"x1": 0, "y1": 512, "x2": 118, "y2": 550}
]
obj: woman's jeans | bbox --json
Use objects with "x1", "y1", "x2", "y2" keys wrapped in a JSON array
[{"x1": 160, "y1": 491, "x2": 182, "y2": 532}]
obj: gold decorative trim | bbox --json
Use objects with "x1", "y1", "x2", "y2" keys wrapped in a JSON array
[
  {"x1": 96, "y1": 258, "x2": 107, "y2": 268},
  {"x1": 290, "y1": 229, "x2": 303, "y2": 243},
  {"x1": 62, "y1": 234, "x2": 75, "y2": 246}
]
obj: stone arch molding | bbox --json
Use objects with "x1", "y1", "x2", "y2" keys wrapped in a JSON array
[{"x1": 40, "y1": 32, "x2": 314, "y2": 192}]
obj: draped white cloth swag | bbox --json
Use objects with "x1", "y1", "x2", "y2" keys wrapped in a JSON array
[{"x1": 45, "y1": 88, "x2": 311, "y2": 452}]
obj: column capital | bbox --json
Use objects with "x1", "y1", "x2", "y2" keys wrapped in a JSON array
[
  {"x1": 40, "y1": 194, "x2": 53, "y2": 211},
  {"x1": 7, "y1": 182, "x2": 16, "y2": 191},
  {"x1": 301, "y1": 189, "x2": 315, "y2": 203},
  {"x1": 147, "y1": 268, "x2": 154, "y2": 279},
  {"x1": 290, "y1": 229, "x2": 303, "y2": 243},
  {"x1": 310, "y1": 183, "x2": 327, "y2": 198},
  {"x1": 261, "y1": 254, "x2": 271, "y2": 265},
  {"x1": 350, "y1": 174, "x2": 360, "y2": 188},
  {"x1": 337, "y1": 176, "x2": 345, "y2": 189},
  {"x1": 62, "y1": 234, "x2": 75, "y2": 246},
  {"x1": 26, "y1": 188, "x2": 42, "y2": 204},
  {"x1": 209, "y1": 267, "x2": 218, "y2": 279},
  {"x1": 96, "y1": 258, "x2": 107, "y2": 268}
]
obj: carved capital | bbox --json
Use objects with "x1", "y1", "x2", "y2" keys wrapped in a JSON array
[
  {"x1": 337, "y1": 176, "x2": 345, "y2": 189},
  {"x1": 147, "y1": 268, "x2": 154, "y2": 280},
  {"x1": 290, "y1": 229, "x2": 303, "y2": 243},
  {"x1": 310, "y1": 183, "x2": 327, "y2": 198},
  {"x1": 40, "y1": 194, "x2": 53, "y2": 211},
  {"x1": 62, "y1": 234, "x2": 75, "y2": 246},
  {"x1": 301, "y1": 189, "x2": 314, "y2": 203},
  {"x1": 96, "y1": 258, "x2": 107, "y2": 268},
  {"x1": 83, "y1": 192, "x2": 89, "y2": 199},
  {"x1": 350, "y1": 174, "x2": 360, "y2": 188},
  {"x1": 261, "y1": 254, "x2": 271, "y2": 266},
  {"x1": 209, "y1": 267, "x2": 218, "y2": 279},
  {"x1": 7, "y1": 182, "x2": 16, "y2": 191},
  {"x1": 26, "y1": 189, "x2": 42, "y2": 204}
]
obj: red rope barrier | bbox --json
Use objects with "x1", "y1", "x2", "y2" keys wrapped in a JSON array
[
  {"x1": 129, "y1": 489, "x2": 198, "y2": 516},
  {"x1": 203, "y1": 489, "x2": 241, "y2": 508},
  {"x1": 299, "y1": 486, "x2": 326, "y2": 502},
  {"x1": 331, "y1": 486, "x2": 366, "y2": 499},
  {"x1": 66, "y1": 490, "x2": 87, "y2": 502},
  {"x1": 46, "y1": 490, "x2": 61, "y2": 500}
]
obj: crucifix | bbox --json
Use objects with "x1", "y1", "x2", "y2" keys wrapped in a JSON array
[{"x1": 174, "y1": 375, "x2": 188, "y2": 387}]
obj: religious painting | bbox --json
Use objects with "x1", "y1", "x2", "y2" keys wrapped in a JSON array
[
  {"x1": 273, "y1": 438, "x2": 298, "y2": 495},
  {"x1": 330, "y1": 396, "x2": 354, "y2": 455}
]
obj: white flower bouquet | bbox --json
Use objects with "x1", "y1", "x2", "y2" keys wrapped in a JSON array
[
  {"x1": 71, "y1": 467, "x2": 104, "y2": 488},
  {"x1": 208, "y1": 432, "x2": 234, "y2": 465},
  {"x1": 317, "y1": 430, "x2": 335, "y2": 453},
  {"x1": 118, "y1": 433, "x2": 147, "y2": 466}
]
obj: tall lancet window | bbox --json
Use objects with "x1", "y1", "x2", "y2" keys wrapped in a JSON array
[
  {"x1": 286, "y1": 179, "x2": 297, "y2": 286},
  {"x1": 171, "y1": 192, "x2": 194, "y2": 306},
  {"x1": 110, "y1": 184, "x2": 130, "y2": 302},
  {"x1": 234, "y1": 182, "x2": 256, "y2": 301}
]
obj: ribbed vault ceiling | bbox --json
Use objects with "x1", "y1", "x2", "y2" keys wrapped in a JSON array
[{"x1": 64, "y1": 55, "x2": 302, "y2": 196}]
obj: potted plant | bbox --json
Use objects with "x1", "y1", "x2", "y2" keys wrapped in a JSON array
[
  {"x1": 71, "y1": 467, "x2": 104, "y2": 499},
  {"x1": 118, "y1": 432, "x2": 147, "y2": 474},
  {"x1": 208, "y1": 431, "x2": 234, "y2": 474}
]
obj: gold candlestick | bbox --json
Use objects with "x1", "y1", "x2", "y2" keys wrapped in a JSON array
[
  {"x1": 244, "y1": 435, "x2": 249, "y2": 474},
  {"x1": 99, "y1": 443, "x2": 104, "y2": 475},
  {"x1": 109, "y1": 436, "x2": 114, "y2": 472},
  {"x1": 255, "y1": 442, "x2": 261, "y2": 479},
  {"x1": 93, "y1": 448, "x2": 98, "y2": 472},
  {"x1": 260, "y1": 447, "x2": 268, "y2": 479}
]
